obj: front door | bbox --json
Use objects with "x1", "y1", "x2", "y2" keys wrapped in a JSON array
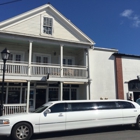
[
  {"x1": 39, "y1": 103, "x2": 66, "y2": 132},
  {"x1": 36, "y1": 89, "x2": 46, "y2": 109}
]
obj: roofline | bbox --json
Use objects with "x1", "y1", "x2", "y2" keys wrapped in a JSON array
[
  {"x1": 113, "y1": 53, "x2": 140, "y2": 58},
  {"x1": 44, "y1": 99, "x2": 130, "y2": 104},
  {"x1": 94, "y1": 47, "x2": 118, "y2": 52},
  {"x1": 0, "y1": 3, "x2": 95, "y2": 45}
]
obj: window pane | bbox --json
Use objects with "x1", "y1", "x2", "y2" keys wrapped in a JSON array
[
  {"x1": 71, "y1": 89, "x2": 77, "y2": 100},
  {"x1": 43, "y1": 17, "x2": 53, "y2": 35},
  {"x1": 15, "y1": 55, "x2": 21, "y2": 61},
  {"x1": 68, "y1": 59, "x2": 72, "y2": 65},
  {"x1": 49, "y1": 88, "x2": 58, "y2": 101},
  {"x1": 63, "y1": 59, "x2": 66, "y2": 64},
  {"x1": 63, "y1": 88, "x2": 69, "y2": 100},
  {"x1": 50, "y1": 103, "x2": 65, "y2": 113},
  {"x1": 8, "y1": 54, "x2": 13, "y2": 60},
  {"x1": 96, "y1": 102, "x2": 117, "y2": 110},
  {"x1": 8, "y1": 87, "x2": 20, "y2": 103},
  {"x1": 118, "y1": 101, "x2": 135, "y2": 109},
  {"x1": 43, "y1": 57, "x2": 48, "y2": 63},
  {"x1": 36, "y1": 56, "x2": 41, "y2": 63},
  {"x1": 67, "y1": 102, "x2": 95, "y2": 111}
]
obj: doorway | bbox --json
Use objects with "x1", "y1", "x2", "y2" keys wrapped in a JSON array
[
  {"x1": 36, "y1": 89, "x2": 46, "y2": 109},
  {"x1": 133, "y1": 92, "x2": 140, "y2": 102}
]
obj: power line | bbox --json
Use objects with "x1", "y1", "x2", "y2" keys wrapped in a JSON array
[{"x1": 0, "y1": 0, "x2": 22, "y2": 6}]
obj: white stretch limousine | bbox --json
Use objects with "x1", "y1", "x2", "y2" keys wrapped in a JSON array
[{"x1": 0, "y1": 100, "x2": 140, "y2": 140}]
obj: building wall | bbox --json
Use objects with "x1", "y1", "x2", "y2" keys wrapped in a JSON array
[
  {"x1": 89, "y1": 48, "x2": 117, "y2": 100},
  {"x1": 122, "y1": 57, "x2": 140, "y2": 99},
  {"x1": 4, "y1": 12, "x2": 83, "y2": 42}
]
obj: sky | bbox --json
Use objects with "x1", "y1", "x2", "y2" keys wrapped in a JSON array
[{"x1": 0, "y1": 0, "x2": 140, "y2": 55}]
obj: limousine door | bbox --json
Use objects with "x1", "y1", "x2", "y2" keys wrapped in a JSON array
[
  {"x1": 39, "y1": 103, "x2": 66, "y2": 132},
  {"x1": 95, "y1": 102, "x2": 123, "y2": 126},
  {"x1": 118, "y1": 101, "x2": 137, "y2": 124},
  {"x1": 65, "y1": 102, "x2": 99, "y2": 130}
]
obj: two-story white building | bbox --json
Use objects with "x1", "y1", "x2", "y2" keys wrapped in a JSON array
[
  {"x1": 1, "y1": 3, "x2": 139, "y2": 114},
  {"x1": 0, "y1": 3, "x2": 97, "y2": 113}
]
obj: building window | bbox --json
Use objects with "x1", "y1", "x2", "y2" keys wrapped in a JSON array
[{"x1": 43, "y1": 17, "x2": 53, "y2": 35}]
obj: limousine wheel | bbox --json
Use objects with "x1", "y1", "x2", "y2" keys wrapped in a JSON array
[
  {"x1": 136, "y1": 116, "x2": 140, "y2": 129},
  {"x1": 11, "y1": 122, "x2": 33, "y2": 140}
]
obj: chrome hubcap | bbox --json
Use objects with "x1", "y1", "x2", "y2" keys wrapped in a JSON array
[{"x1": 16, "y1": 125, "x2": 29, "y2": 139}]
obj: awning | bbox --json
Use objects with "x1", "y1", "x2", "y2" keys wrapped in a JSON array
[
  {"x1": 0, "y1": 80, "x2": 27, "y2": 83},
  {"x1": 63, "y1": 82, "x2": 85, "y2": 84}
]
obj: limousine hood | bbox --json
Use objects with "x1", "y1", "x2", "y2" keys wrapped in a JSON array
[{"x1": 0, "y1": 113, "x2": 40, "y2": 122}]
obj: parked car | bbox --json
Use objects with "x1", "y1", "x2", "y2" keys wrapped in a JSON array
[{"x1": 0, "y1": 100, "x2": 140, "y2": 140}]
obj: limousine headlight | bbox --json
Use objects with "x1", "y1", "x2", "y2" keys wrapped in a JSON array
[{"x1": 0, "y1": 119, "x2": 10, "y2": 124}]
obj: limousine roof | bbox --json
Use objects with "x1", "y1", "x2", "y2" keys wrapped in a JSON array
[{"x1": 44, "y1": 99, "x2": 131, "y2": 105}]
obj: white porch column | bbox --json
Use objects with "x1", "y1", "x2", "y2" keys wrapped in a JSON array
[
  {"x1": 59, "y1": 82, "x2": 63, "y2": 100},
  {"x1": 28, "y1": 41, "x2": 33, "y2": 76},
  {"x1": 60, "y1": 45, "x2": 63, "y2": 77},
  {"x1": 86, "y1": 83, "x2": 89, "y2": 100},
  {"x1": 26, "y1": 41, "x2": 32, "y2": 112},
  {"x1": 26, "y1": 80, "x2": 30, "y2": 112},
  {"x1": 87, "y1": 49, "x2": 91, "y2": 99}
]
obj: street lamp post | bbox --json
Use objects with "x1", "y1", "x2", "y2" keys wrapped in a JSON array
[{"x1": 0, "y1": 48, "x2": 10, "y2": 116}]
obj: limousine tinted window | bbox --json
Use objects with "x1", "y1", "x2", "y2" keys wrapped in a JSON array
[
  {"x1": 66, "y1": 102, "x2": 95, "y2": 111},
  {"x1": 118, "y1": 101, "x2": 135, "y2": 109},
  {"x1": 49, "y1": 103, "x2": 65, "y2": 113},
  {"x1": 95, "y1": 102, "x2": 117, "y2": 110}
]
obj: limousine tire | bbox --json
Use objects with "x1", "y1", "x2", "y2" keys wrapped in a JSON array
[
  {"x1": 136, "y1": 116, "x2": 140, "y2": 129},
  {"x1": 11, "y1": 122, "x2": 33, "y2": 140}
]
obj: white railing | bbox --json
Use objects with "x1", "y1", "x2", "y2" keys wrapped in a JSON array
[
  {"x1": 31, "y1": 64, "x2": 60, "y2": 76},
  {"x1": 63, "y1": 66, "x2": 87, "y2": 78},
  {"x1": 0, "y1": 61, "x2": 28, "y2": 75},
  {"x1": 3, "y1": 104, "x2": 26, "y2": 116},
  {"x1": 0, "y1": 61, "x2": 88, "y2": 78}
]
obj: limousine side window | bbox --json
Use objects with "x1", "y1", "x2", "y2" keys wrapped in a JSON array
[
  {"x1": 117, "y1": 101, "x2": 135, "y2": 109},
  {"x1": 95, "y1": 102, "x2": 117, "y2": 110},
  {"x1": 49, "y1": 103, "x2": 65, "y2": 113},
  {"x1": 66, "y1": 102, "x2": 96, "y2": 111}
]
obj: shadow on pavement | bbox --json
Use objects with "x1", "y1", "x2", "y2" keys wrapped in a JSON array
[{"x1": 31, "y1": 125, "x2": 136, "y2": 140}]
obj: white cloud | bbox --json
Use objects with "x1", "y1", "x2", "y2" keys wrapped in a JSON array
[
  {"x1": 120, "y1": 9, "x2": 133, "y2": 18},
  {"x1": 120, "y1": 9, "x2": 140, "y2": 27}
]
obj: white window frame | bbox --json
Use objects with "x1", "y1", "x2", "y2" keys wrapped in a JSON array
[
  {"x1": 8, "y1": 51, "x2": 24, "y2": 62},
  {"x1": 33, "y1": 53, "x2": 51, "y2": 64},
  {"x1": 40, "y1": 15, "x2": 54, "y2": 37},
  {"x1": 62, "y1": 56, "x2": 75, "y2": 65}
]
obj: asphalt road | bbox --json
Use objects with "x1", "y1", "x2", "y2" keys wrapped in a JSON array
[{"x1": 1, "y1": 125, "x2": 140, "y2": 140}]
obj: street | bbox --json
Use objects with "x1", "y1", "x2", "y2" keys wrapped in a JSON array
[{"x1": 1, "y1": 125, "x2": 140, "y2": 140}]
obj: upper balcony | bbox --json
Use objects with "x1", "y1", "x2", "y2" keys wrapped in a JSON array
[
  {"x1": 0, "y1": 60, "x2": 88, "y2": 79},
  {"x1": 0, "y1": 35, "x2": 89, "y2": 81}
]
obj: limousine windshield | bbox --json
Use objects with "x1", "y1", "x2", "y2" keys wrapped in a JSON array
[{"x1": 34, "y1": 102, "x2": 53, "y2": 113}]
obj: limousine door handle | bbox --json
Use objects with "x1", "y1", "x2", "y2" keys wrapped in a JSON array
[
  {"x1": 134, "y1": 110, "x2": 137, "y2": 112},
  {"x1": 58, "y1": 113, "x2": 63, "y2": 117}
]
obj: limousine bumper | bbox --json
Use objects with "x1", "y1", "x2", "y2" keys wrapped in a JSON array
[{"x1": 0, "y1": 125, "x2": 11, "y2": 136}]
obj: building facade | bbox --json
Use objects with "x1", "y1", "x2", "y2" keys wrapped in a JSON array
[
  {"x1": 0, "y1": 3, "x2": 95, "y2": 112},
  {"x1": 0, "y1": 3, "x2": 138, "y2": 113}
]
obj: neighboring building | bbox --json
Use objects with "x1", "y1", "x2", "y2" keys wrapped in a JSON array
[
  {"x1": 0, "y1": 3, "x2": 139, "y2": 113},
  {"x1": 113, "y1": 53, "x2": 140, "y2": 102}
]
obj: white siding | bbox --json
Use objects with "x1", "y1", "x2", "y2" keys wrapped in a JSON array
[
  {"x1": 3, "y1": 10, "x2": 89, "y2": 42},
  {"x1": 89, "y1": 49, "x2": 116, "y2": 100},
  {"x1": 4, "y1": 15, "x2": 41, "y2": 36}
]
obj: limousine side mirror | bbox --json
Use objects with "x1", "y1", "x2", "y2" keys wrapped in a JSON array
[{"x1": 44, "y1": 109, "x2": 51, "y2": 117}]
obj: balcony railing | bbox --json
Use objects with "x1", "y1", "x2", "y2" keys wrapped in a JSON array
[
  {"x1": 0, "y1": 61, "x2": 88, "y2": 78},
  {"x1": 3, "y1": 104, "x2": 26, "y2": 116}
]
